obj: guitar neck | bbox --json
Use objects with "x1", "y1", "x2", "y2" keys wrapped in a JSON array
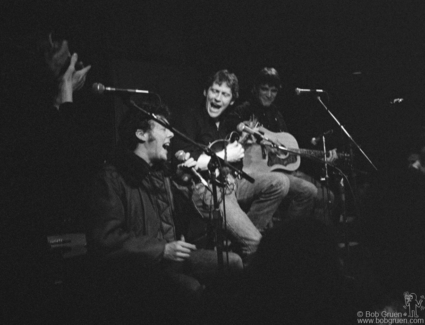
[
  {"x1": 295, "y1": 148, "x2": 349, "y2": 159},
  {"x1": 295, "y1": 148, "x2": 328, "y2": 157}
]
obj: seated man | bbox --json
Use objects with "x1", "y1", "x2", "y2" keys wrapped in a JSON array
[
  {"x1": 172, "y1": 70, "x2": 290, "y2": 263},
  {"x1": 86, "y1": 104, "x2": 242, "y2": 322},
  {"x1": 230, "y1": 67, "x2": 339, "y2": 223}
]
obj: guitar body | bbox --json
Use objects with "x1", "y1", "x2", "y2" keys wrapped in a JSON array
[
  {"x1": 208, "y1": 132, "x2": 243, "y2": 173},
  {"x1": 243, "y1": 128, "x2": 301, "y2": 174},
  {"x1": 208, "y1": 126, "x2": 348, "y2": 175}
]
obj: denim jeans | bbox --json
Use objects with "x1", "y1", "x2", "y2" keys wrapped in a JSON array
[
  {"x1": 191, "y1": 171, "x2": 289, "y2": 259},
  {"x1": 292, "y1": 170, "x2": 335, "y2": 224},
  {"x1": 279, "y1": 171, "x2": 318, "y2": 219}
]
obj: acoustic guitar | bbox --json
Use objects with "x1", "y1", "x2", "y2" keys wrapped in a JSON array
[{"x1": 242, "y1": 126, "x2": 350, "y2": 174}]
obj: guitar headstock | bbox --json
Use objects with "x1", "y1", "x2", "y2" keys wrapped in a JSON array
[
  {"x1": 248, "y1": 115, "x2": 260, "y2": 128},
  {"x1": 239, "y1": 116, "x2": 262, "y2": 144}
]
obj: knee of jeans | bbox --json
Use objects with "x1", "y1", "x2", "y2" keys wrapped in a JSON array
[
  {"x1": 250, "y1": 232, "x2": 262, "y2": 250},
  {"x1": 302, "y1": 181, "x2": 318, "y2": 198},
  {"x1": 309, "y1": 183, "x2": 318, "y2": 197},
  {"x1": 273, "y1": 173, "x2": 290, "y2": 197}
]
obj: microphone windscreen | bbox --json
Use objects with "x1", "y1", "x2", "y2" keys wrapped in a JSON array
[
  {"x1": 175, "y1": 150, "x2": 186, "y2": 161},
  {"x1": 92, "y1": 83, "x2": 105, "y2": 94},
  {"x1": 237, "y1": 122, "x2": 246, "y2": 133}
]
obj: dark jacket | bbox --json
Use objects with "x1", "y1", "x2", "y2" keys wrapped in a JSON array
[
  {"x1": 172, "y1": 104, "x2": 231, "y2": 162},
  {"x1": 87, "y1": 148, "x2": 199, "y2": 265}
]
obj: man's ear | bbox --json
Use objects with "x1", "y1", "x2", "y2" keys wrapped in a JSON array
[
  {"x1": 135, "y1": 129, "x2": 149, "y2": 143},
  {"x1": 203, "y1": 89, "x2": 207, "y2": 97}
]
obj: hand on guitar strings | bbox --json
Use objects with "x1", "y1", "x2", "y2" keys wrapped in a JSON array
[
  {"x1": 239, "y1": 119, "x2": 261, "y2": 144},
  {"x1": 222, "y1": 141, "x2": 245, "y2": 163},
  {"x1": 324, "y1": 149, "x2": 338, "y2": 163}
]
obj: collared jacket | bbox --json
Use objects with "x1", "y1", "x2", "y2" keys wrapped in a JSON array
[{"x1": 87, "y1": 148, "x2": 201, "y2": 264}]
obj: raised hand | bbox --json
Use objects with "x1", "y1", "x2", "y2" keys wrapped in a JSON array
[
  {"x1": 61, "y1": 52, "x2": 91, "y2": 92},
  {"x1": 55, "y1": 52, "x2": 91, "y2": 108}
]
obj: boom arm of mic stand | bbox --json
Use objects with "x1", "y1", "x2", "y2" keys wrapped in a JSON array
[
  {"x1": 315, "y1": 96, "x2": 378, "y2": 171},
  {"x1": 126, "y1": 99, "x2": 255, "y2": 183},
  {"x1": 129, "y1": 100, "x2": 254, "y2": 182}
]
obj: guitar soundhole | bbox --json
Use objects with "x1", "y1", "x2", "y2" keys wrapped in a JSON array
[{"x1": 268, "y1": 152, "x2": 297, "y2": 167}]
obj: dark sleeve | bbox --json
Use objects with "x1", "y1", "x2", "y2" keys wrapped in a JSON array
[
  {"x1": 231, "y1": 101, "x2": 254, "y2": 123},
  {"x1": 35, "y1": 103, "x2": 78, "y2": 163},
  {"x1": 87, "y1": 170, "x2": 166, "y2": 264},
  {"x1": 57, "y1": 102, "x2": 76, "y2": 118},
  {"x1": 40, "y1": 102, "x2": 87, "y2": 169},
  {"x1": 171, "y1": 109, "x2": 205, "y2": 161}
]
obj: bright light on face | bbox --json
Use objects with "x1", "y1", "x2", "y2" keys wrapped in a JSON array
[
  {"x1": 257, "y1": 84, "x2": 278, "y2": 107},
  {"x1": 204, "y1": 82, "x2": 234, "y2": 119},
  {"x1": 145, "y1": 119, "x2": 174, "y2": 164}
]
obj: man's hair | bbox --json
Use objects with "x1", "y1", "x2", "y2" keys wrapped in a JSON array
[
  {"x1": 254, "y1": 67, "x2": 282, "y2": 89},
  {"x1": 118, "y1": 103, "x2": 170, "y2": 151},
  {"x1": 205, "y1": 69, "x2": 239, "y2": 99}
]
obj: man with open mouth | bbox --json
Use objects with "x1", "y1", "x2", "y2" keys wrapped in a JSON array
[
  {"x1": 173, "y1": 69, "x2": 290, "y2": 264},
  {"x1": 86, "y1": 102, "x2": 242, "y2": 323}
]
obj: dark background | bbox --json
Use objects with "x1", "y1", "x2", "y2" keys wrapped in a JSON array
[
  {"x1": 1, "y1": 1, "x2": 425, "y2": 322},
  {"x1": 2, "y1": 0, "x2": 425, "y2": 172}
]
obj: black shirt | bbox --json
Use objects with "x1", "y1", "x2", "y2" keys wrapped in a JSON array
[{"x1": 172, "y1": 103, "x2": 234, "y2": 161}]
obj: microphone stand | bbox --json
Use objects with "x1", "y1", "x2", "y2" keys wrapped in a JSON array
[
  {"x1": 127, "y1": 99, "x2": 254, "y2": 183},
  {"x1": 260, "y1": 131, "x2": 356, "y2": 254},
  {"x1": 320, "y1": 134, "x2": 333, "y2": 223},
  {"x1": 207, "y1": 155, "x2": 225, "y2": 269},
  {"x1": 314, "y1": 95, "x2": 377, "y2": 262},
  {"x1": 126, "y1": 99, "x2": 254, "y2": 271}
]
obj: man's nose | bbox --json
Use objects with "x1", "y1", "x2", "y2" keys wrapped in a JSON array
[
  {"x1": 166, "y1": 129, "x2": 174, "y2": 138},
  {"x1": 214, "y1": 93, "x2": 222, "y2": 101}
]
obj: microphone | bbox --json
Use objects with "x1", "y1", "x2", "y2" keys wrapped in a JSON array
[
  {"x1": 236, "y1": 123, "x2": 270, "y2": 142},
  {"x1": 175, "y1": 150, "x2": 208, "y2": 187},
  {"x1": 295, "y1": 88, "x2": 325, "y2": 95},
  {"x1": 311, "y1": 129, "x2": 333, "y2": 146},
  {"x1": 92, "y1": 83, "x2": 150, "y2": 95}
]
